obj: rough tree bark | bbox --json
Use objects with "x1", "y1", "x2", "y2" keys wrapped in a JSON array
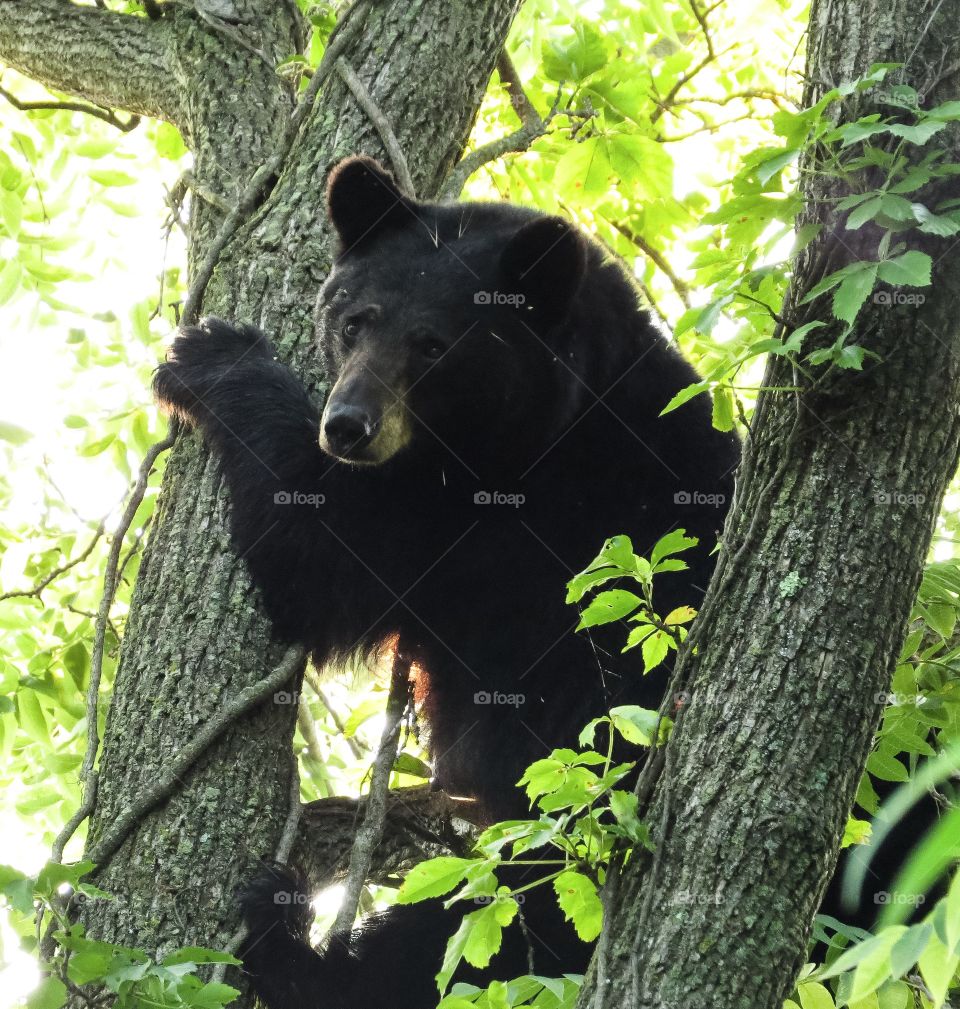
[
  {"x1": 0, "y1": 0, "x2": 517, "y2": 998},
  {"x1": 579, "y1": 3, "x2": 960, "y2": 1008}
]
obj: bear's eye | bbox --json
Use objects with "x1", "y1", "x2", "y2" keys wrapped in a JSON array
[
  {"x1": 342, "y1": 321, "x2": 361, "y2": 346},
  {"x1": 418, "y1": 338, "x2": 446, "y2": 361}
]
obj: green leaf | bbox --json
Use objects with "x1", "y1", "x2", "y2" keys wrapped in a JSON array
[
  {"x1": 711, "y1": 385, "x2": 735, "y2": 432},
  {"x1": 609, "y1": 705, "x2": 661, "y2": 745},
  {"x1": 660, "y1": 381, "x2": 710, "y2": 416},
  {"x1": 876, "y1": 251, "x2": 932, "y2": 287},
  {"x1": 464, "y1": 897, "x2": 517, "y2": 966},
  {"x1": 797, "y1": 980, "x2": 836, "y2": 1009},
  {"x1": 25, "y1": 976, "x2": 66, "y2": 1009},
  {"x1": 641, "y1": 630, "x2": 671, "y2": 672},
  {"x1": 833, "y1": 262, "x2": 878, "y2": 325},
  {"x1": 651, "y1": 530, "x2": 698, "y2": 567},
  {"x1": 927, "y1": 100, "x2": 960, "y2": 121},
  {"x1": 397, "y1": 857, "x2": 476, "y2": 904},
  {"x1": 88, "y1": 169, "x2": 137, "y2": 187},
  {"x1": 887, "y1": 120, "x2": 948, "y2": 144},
  {"x1": 889, "y1": 921, "x2": 931, "y2": 977},
  {"x1": 542, "y1": 22, "x2": 607, "y2": 82},
  {"x1": 554, "y1": 138, "x2": 612, "y2": 201},
  {"x1": 0, "y1": 418, "x2": 32, "y2": 444},
  {"x1": 754, "y1": 147, "x2": 800, "y2": 185},
  {"x1": 17, "y1": 688, "x2": 49, "y2": 744},
  {"x1": 866, "y1": 750, "x2": 909, "y2": 782},
  {"x1": 607, "y1": 134, "x2": 673, "y2": 201},
  {"x1": 553, "y1": 871, "x2": 602, "y2": 941},
  {"x1": 846, "y1": 196, "x2": 883, "y2": 230},
  {"x1": 155, "y1": 122, "x2": 188, "y2": 160},
  {"x1": 576, "y1": 590, "x2": 642, "y2": 630},
  {"x1": 918, "y1": 931, "x2": 960, "y2": 1007},
  {"x1": 0, "y1": 258, "x2": 21, "y2": 306}
]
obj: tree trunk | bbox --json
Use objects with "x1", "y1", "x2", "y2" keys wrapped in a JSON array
[
  {"x1": 578, "y1": 4, "x2": 960, "y2": 1008},
  {"x1": 0, "y1": 0, "x2": 518, "y2": 997}
]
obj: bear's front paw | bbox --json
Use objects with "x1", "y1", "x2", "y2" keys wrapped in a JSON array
[
  {"x1": 239, "y1": 862, "x2": 313, "y2": 940},
  {"x1": 153, "y1": 317, "x2": 274, "y2": 420}
]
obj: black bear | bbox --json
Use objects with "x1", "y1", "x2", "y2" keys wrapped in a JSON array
[{"x1": 154, "y1": 155, "x2": 740, "y2": 1007}]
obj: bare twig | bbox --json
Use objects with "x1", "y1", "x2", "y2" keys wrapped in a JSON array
[
  {"x1": 86, "y1": 644, "x2": 306, "y2": 870},
  {"x1": 608, "y1": 219, "x2": 692, "y2": 309},
  {"x1": 496, "y1": 51, "x2": 540, "y2": 131},
  {"x1": 181, "y1": 171, "x2": 232, "y2": 213},
  {"x1": 0, "y1": 521, "x2": 105, "y2": 602},
  {"x1": 667, "y1": 88, "x2": 788, "y2": 109},
  {"x1": 439, "y1": 86, "x2": 576, "y2": 201},
  {"x1": 298, "y1": 697, "x2": 335, "y2": 792},
  {"x1": 50, "y1": 428, "x2": 177, "y2": 865},
  {"x1": 332, "y1": 649, "x2": 411, "y2": 933},
  {"x1": 0, "y1": 84, "x2": 140, "y2": 132},
  {"x1": 336, "y1": 56, "x2": 415, "y2": 197},
  {"x1": 304, "y1": 665, "x2": 366, "y2": 759},
  {"x1": 181, "y1": 0, "x2": 372, "y2": 325}
]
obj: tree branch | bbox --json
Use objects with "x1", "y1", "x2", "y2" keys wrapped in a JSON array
[
  {"x1": 0, "y1": 0, "x2": 179, "y2": 122},
  {"x1": 0, "y1": 85, "x2": 140, "y2": 131},
  {"x1": 332, "y1": 650, "x2": 412, "y2": 933}
]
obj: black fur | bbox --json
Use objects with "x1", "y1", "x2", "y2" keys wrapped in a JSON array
[{"x1": 156, "y1": 157, "x2": 743, "y2": 1008}]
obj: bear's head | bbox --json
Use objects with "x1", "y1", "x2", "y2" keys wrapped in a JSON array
[{"x1": 315, "y1": 156, "x2": 590, "y2": 470}]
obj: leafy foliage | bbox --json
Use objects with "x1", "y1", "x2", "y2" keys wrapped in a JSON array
[{"x1": 1, "y1": 1, "x2": 960, "y2": 1007}]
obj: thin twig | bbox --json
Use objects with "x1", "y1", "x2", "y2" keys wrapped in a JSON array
[
  {"x1": 496, "y1": 51, "x2": 540, "y2": 132},
  {"x1": 305, "y1": 666, "x2": 366, "y2": 758},
  {"x1": 331, "y1": 650, "x2": 411, "y2": 933},
  {"x1": 181, "y1": 0, "x2": 372, "y2": 325},
  {"x1": 50, "y1": 429, "x2": 177, "y2": 864},
  {"x1": 298, "y1": 698, "x2": 335, "y2": 792},
  {"x1": 440, "y1": 87, "x2": 566, "y2": 201},
  {"x1": 0, "y1": 521, "x2": 105, "y2": 602},
  {"x1": 608, "y1": 219, "x2": 692, "y2": 309},
  {"x1": 335, "y1": 56, "x2": 414, "y2": 197},
  {"x1": 0, "y1": 85, "x2": 139, "y2": 132},
  {"x1": 86, "y1": 644, "x2": 306, "y2": 870}
]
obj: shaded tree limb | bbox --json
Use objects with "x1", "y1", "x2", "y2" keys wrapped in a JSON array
[
  {"x1": 180, "y1": 0, "x2": 372, "y2": 325},
  {"x1": 50, "y1": 429, "x2": 177, "y2": 866},
  {"x1": 335, "y1": 56, "x2": 415, "y2": 197},
  {"x1": 85, "y1": 644, "x2": 306, "y2": 871},
  {"x1": 297, "y1": 785, "x2": 481, "y2": 889},
  {"x1": 0, "y1": 0, "x2": 180, "y2": 121},
  {"x1": 0, "y1": 84, "x2": 140, "y2": 132},
  {"x1": 608, "y1": 219, "x2": 692, "y2": 309},
  {"x1": 0, "y1": 521, "x2": 106, "y2": 603},
  {"x1": 495, "y1": 51, "x2": 540, "y2": 132},
  {"x1": 332, "y1": 651, "x2": 412, "y2": 933}
]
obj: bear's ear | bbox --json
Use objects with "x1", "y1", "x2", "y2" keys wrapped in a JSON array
[
  {"x1": 499, "y1": 216, "x2": 587, "y2": 323},
  {"x1": 326, "y1": 156, "x2": 412, "y2": 253}
]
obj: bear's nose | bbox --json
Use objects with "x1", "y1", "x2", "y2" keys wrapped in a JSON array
[{"x1": 324, "y1": 404, "x2": 378, "y2": 456}]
